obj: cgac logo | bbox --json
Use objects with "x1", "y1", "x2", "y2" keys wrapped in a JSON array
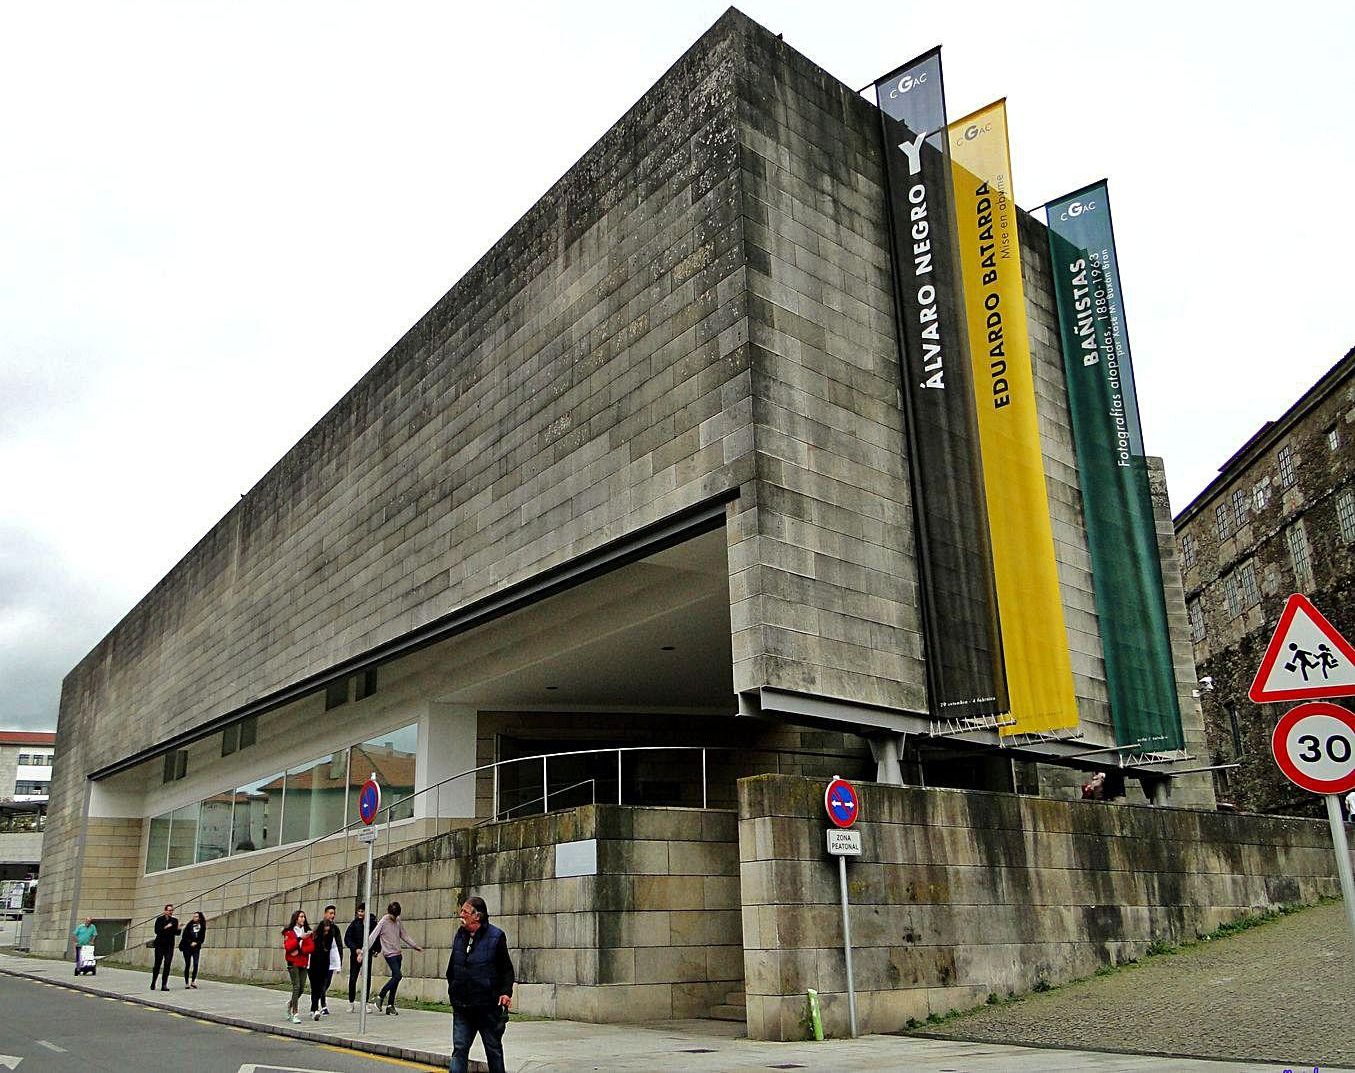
[
  {"x1": 953, "y1": 121, "x2": 992, "y2": 148},
  {"x1": 888, "y1": 72, "x2": 927, "y2": 98},
  {"x1": 1059, "y1": 200, "x2": 1096, "y2": 221}
]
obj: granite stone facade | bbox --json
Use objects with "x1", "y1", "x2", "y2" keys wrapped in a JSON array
[{"x1": 42, "y1": 9, "x2": 1208, "y2": 960}]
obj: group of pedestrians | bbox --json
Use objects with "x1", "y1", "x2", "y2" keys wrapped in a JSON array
[
  {"x1": 137, "y1": 904, "x2": 208, "y2": 990},
  {"x1": 278, "y1": 899, "x2": 437, "y2": 1024},
  {"x1": 83, "y1": 893, "x2": 514, "y2": 1072},
  {"x1": 279, "y1": 895, "x2": 516, "y2": 1073}
]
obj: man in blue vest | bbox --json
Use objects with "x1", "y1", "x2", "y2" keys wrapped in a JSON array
[{"x1": 445, "y1": 895, "x2": 514, "y2": 1073}]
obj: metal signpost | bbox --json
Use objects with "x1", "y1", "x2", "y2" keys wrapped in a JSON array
[
  {"x1": 1270, "y1": 703, "x2": 1355, "y2": 946},
  {"x1": 824, "y1": 775, "x2": 860, "y2": 1038},
  {"x1": 357, "y1": 774, "x2": 380, "y2": 1035},
  {"x1": 1250, "y1": 596, "x2": 1355, "y2": 947}
]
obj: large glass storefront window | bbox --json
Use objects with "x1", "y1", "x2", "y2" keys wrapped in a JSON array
[
  {"x1": 281, "y1": 753, "x2": 349, "y2": 845},
  {"x1": 349, "y1": 724, "x2": 417, "y2": 824},
  {"x1": 165, "y1": 804, "x2": 198, "y2": 869},
  {"x1": 232, "y1": 772, "x2": 283, "y2": 855},
  {"x1": 145, "y1": 813, "x2": 172, "y2": 873},
  {"x1": 144, "y1": 722, "x2": 419, "y2": 874},
  {"x1": 195, "y1": 793, "x2": 234, "y2": 863}
]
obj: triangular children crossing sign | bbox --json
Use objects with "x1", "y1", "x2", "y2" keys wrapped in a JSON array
[{"x1": 1249, "y1": 593, "x2": 1355, "y2": 703}]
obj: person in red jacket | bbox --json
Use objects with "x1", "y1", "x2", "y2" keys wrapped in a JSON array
[{"x1": 281, "y1": 909, "x2": 315, "y2": 1024}]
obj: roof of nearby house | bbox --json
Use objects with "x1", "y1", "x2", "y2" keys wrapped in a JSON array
[{"x1": 0, "y1": 731, "x2": 57, "y2": 746}]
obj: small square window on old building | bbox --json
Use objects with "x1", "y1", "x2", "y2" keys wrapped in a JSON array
[
  {"x1": 1180, "y1": 532, "x2": 1197, "y2": 570},
  {"x1": 1337, "y1": 488, "x2": 1355, "y2": 545},
  {"x1": 1239, "y1": 560, "x2": 1259, "y2": 607},
  {"x1": 324, "y1": 679, "x2": 349, "y2": 710},
  {"x1": 1187, "y1": 598, "x2": 1205, "y2": 643},
  {"x1": 1253, "y1": 482, "x2": 1269, "y2": 511},
  {"x1": 1278, "y1": 444, "x2": 1296, "y2": 488},
  {"x1": 1286, "y1": 522, "x2": 1314, "y2": 590},
  {"x1": 1328, "y1": 425, "x2": 1341, "y2": 451},
  {"x1": 1223, "y1": 572, "x2": 1242, "y2": 618}
]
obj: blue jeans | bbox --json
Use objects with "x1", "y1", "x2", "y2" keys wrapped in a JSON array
[
  {"x1": 450, "y1": 1006, "x2": 505, "y2": 1073},
  {"x1": 376, "y1": 954, "x2": 402, "y2": 1006}
]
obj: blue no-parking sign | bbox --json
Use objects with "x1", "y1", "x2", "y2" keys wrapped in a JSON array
[
  {"x1": 359, "y1": 778, "x2": 381, "y2": 825},
  {"x1": 824, "y1": 776, "x2": 859, "y2": 829}
]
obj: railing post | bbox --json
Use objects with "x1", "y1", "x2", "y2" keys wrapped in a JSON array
[
  {"x1": 702, "y1": 748, "x2": 708, "y2": 809},
  {"x1": 617, "y1": 750, "x2": 622, "y2": 805},
  {"x1": 542, "y1": 755, "x2": 549, "y2": 815}
]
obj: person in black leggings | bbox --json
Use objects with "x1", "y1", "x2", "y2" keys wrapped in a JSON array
[{"x1": 179, "y1": 911, "x2": 207, "y2": 987}]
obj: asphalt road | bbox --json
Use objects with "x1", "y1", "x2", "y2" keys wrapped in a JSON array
[{"x1": 0, "y1": 973, "x2": 439, "y2": 1073}]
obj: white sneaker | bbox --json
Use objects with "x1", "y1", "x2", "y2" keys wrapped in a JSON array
[
  {"x1": 312, "y1": 1011, "x2": 321, "y2": 1021},
  {"x1": 290, "y1": 1014, "x2": 301, "y2": 1024},
  {"x1": 348, "y1": 1002, "x2": 355, "y2": 1013}
]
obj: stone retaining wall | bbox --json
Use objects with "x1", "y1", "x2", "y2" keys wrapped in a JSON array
[
  {"x1": 738, "y1": 774, "x2": 1344, "y2": 1040},
  {"x1": 108, "y1": 804, "x2": 740, "y2": 1022}
]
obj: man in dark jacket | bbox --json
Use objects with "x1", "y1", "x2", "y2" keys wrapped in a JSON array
[
  {"x1": 151, "y1": 904, "x2": 179, "y2": 991},
  {"x1": 446, "y1": 896, "x2": 514, "y2": 1073},
  {"x1": 343, "y1": 902, "x2": 376, "y2": 1012}
]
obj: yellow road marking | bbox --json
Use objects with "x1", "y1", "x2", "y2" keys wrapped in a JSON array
[
  {"x1": 227, "y1": 1026, "x2": 250, "y2": 1033},
  {"x1": 165, "y1": 1011, "x2": 185, "y2": 1018},
  {"x1": 318, "y1": 1043, "x2": 440, "y2": 1070}
]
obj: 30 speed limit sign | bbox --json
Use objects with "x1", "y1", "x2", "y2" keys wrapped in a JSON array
[{"x1": 1271, "y1": 701, "x2": 1355, "y2": 795}]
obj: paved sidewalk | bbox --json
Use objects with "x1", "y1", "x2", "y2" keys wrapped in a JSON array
[
  {"x1": 920, "y1": 898, "x2": 1355, "y2": 1070},
  {"x1": 1, "y1": 952, "x2": 1341, "y2": 1072}
]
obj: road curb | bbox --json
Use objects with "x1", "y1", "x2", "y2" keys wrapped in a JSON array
[{"x1": 0, "y1": 965, "x2": 462, "y2": 1070}]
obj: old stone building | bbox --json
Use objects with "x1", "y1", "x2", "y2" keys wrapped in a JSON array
[
  {"x1": 38, "y1": 10, "x2": 1325, "y2": 1039},
  {"x1": 1175, "y1": 347, "x2": 1355, "y2": 814}
]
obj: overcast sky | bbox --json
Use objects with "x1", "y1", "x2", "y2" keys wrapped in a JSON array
[{"x1": 2, "y1": 1, "x2": 1351, "y2": 732}]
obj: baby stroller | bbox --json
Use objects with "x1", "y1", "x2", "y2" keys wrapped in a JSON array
[{"x1": 76, "y1": 944, "x2": 97, "y2": 976}]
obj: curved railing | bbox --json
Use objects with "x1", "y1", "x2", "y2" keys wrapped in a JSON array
[{"x1": 106, "y1": 744, "x2": 726, "y2": 954}]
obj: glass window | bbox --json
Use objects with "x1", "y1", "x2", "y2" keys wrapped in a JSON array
[
  {"x1": 1239, "y1": 561, "x2": 1259, "y2": 607},
  {"x1": 1338, "y1": 489, "x2": 1355, "y2": 544},
  {"x1": 146, "y1": 812, "x2": 172, "y2": 874},
  {"x1": 1328, "y1": 426, "x2": 1340, "y2": 451},
  {"x1": 166, "y1": 804, "x2": 198, "y2": 870},
  {"x1": 1253, "y1": 483, "x2": 1269, "y2": 511},
  {"x1": 221, "y1": 724, "x2": 239, "y2": 757},
  {"x1": 1215, "y1": 502, "x2": 1232, "y2": 540},
  {"x1": 196, "y1": 794, "x2": 234, "y2": 863},
  {"x1": 1286, "y1": 523, "x2": 1313, "y2": 589},
  {"x1": 1223, "y1": 573, "x2": 1242, "y2": 618},
  {"x1": 17, "y1": 754, "x2": 31, "y2": 765},
  {"x1": 1180, "y1": 533, "x2": 1197, "y2": 570},
  {"x1": 356, "y1": 668, "x2": 379, "y2": 701},
  {"x1": 1278, "y1": 444, "x2": 1295, "y2": 488},
  {"x1": 1187, "y1": 599, "x2": 1205, "y2": 643},
  {"x1": 325, "y1": 679, "x2": 349, "y2": 711},
  {"x1": 349, "y1": 724, "x2": 418, "y2": 825},
  {"x1": 1230, "y1": 488, "x2": 1248, "y2": 527},
  {"x1": 232, "y1": 772, "x2": 283, "y2": 855},
  {"x1": 239, "y1": 714, "x2": 258, "y2": 749},
  {"x1": 282, "y1": 753, "x2": 350, "y2": 845}
]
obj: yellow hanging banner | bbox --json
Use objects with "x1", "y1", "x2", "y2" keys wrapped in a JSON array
[{"x1": 948, "y1": 101, "x2": 1078, "y2": 734}]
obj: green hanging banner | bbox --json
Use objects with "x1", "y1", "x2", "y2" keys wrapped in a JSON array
[{"x1": 1044, "y1": 181, "x2": 1183, "y2": 750}]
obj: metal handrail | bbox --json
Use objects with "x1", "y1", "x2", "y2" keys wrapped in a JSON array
[{"x1": 108, "y1": 744, "x2": 725, "y2": 951}]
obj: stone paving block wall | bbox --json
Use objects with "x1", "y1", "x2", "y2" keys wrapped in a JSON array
[
  {"x1": 738, "y1": 773, "x2": 1343, "y2": 1041},
  {"x1": 106, "y1": 804, "x2": 741, "y2": 1022}
]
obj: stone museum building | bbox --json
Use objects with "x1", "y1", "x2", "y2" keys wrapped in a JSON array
[
  {"x1": 1175, "y1": 347, "x2": 1355, "y2": 814},
  {"x1": 38, "y1": 10, "x2": 1347, "y2": 1041}
]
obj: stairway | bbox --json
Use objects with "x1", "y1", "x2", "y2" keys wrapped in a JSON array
[{"x1": 708, "y1": 989, "x2": 746, "y2": 1022}]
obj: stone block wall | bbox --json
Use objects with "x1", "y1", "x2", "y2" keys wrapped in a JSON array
[
  {"x1": 738, "y1": 774, "x2": 1343, "y2": 1040},
  {"x1": 107, "y1": 805, "x2": 741, "y2": 1022}
]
